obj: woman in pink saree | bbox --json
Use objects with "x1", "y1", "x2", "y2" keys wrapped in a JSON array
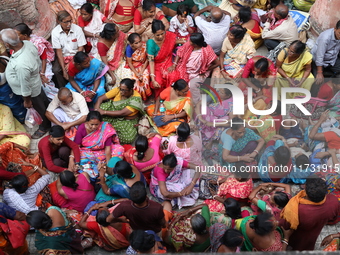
[{"x1": 74, "y1": 111, "x2": 124, "y2": 176}]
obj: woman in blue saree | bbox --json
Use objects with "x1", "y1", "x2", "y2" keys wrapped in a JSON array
[
  {"x1": 219, "y1": 117, "x2": 265, "y2": 167},
  {"x1": 96, "y1": 157, "x2": 146, "y2": 202},
  {"x1": 66, "y1": 51, "x2": 107, "y2": 103},
  {"x1": 257, "y1": 135, "x2": 312, "y2": 183}
]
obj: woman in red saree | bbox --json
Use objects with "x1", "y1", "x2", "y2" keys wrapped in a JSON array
[
  {"x1": 147, "y1": 20, "x2": 185, "y2": 98},
  {"x1": 79, "y1": 200, "x2": 130, "y2": 251}
]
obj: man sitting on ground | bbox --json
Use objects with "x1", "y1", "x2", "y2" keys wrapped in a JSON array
[
  {"x1": 46, "y1": 87, "x2": 89, "y2": 132},
  {"x1": 312, "y1": 20, "x2": 340, "y2": 85},
  {"x1": 262, "y1": 4, "x2": 298, "y2": 50},
  {"x1": 194, "y1": 6, "x2": 231, "y2": 55}
]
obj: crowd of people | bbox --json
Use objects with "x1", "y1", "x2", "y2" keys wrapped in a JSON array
[{"x1": 1, "y1": 0, "x2": 340, "y2": 254}]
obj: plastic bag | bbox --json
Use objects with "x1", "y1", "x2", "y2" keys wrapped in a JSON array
[{"x1": 25, "y1": 108, "x2": 43, "y2": 128}]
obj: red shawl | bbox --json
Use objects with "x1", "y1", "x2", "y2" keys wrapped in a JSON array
[{"x1": 176, "y1": 41, "x2": 217, "y2": 82}]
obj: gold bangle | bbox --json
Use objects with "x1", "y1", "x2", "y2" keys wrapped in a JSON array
[
  {"x1": 111, "y1": 199, "x2": 115, "y2": 205},
  {"x1": 191, "y1": 181, "x2": 195, "y2": 185},
  {"x1": 331, "y1": 235, "x2": 334, "y2": 240},
  {"x1": 105, "y1": 111, "x2": 107, "y2": 115},
  {"x1": 34, "y1": 166, "x2": 38, "y2": 171},
  {"x1": 85, "y1": 212, "x2": 90, "y2": 216}
]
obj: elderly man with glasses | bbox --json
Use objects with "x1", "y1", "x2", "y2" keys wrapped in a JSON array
[{"x1": 51, "y1": 10, "x2": 87, "y2": 88}]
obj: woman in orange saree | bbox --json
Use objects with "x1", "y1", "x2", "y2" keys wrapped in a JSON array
[
  {"x1": 0, "y1": 142, "x2": 42, "y2": 186},
  {"x1": 146, "y1": 79, "x2": 192, "y2": 137},
  {"x1": 125, "y1": 33, "x2": 151, "y2": 101}
]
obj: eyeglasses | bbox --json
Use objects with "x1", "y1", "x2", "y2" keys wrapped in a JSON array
[
  {"x1": 120, "y1": 88, "x2": 131, "y2": 92},
  {"x1": 61, "y1": 19, "x2": 73, "y2": 24}
]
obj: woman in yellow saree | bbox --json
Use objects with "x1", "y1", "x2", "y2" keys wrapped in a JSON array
[
  {"x1": 146, "y1": 79, "x2": 192, "y2": 137},
  {"x1": 275, "y1": 40, "x2": 314, "y2": 99},
  {"x1": 0, "y1": 104, "x2": 30, "y2": 148}
]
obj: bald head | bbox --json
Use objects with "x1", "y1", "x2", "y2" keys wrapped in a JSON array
[
  {"x1": 58, "y1": 87, "x2": 72, "y2": 98},
  {"x1": 275, "y1": 4, "x2": 289, "y2": 19},
  {"x1": 211, "y1": 7, "x2": 223, "y2": 23},
  {"x1": 0, "y1": 28, "x2": 21, "y2": 47}
]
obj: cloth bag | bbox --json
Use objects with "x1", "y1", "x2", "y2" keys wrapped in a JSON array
[
  {"x1": 0, "y1": 216, "x2": 30, "y2": 249},
  {"x1": 198, "y1": 175, "x2": 218, "y2": 200},
  {"x1": 136, "y1": 115, "x2": 151, "y2": 136}
]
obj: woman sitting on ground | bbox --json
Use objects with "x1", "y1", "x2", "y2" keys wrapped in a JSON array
[
  {"x1": 27, "y1": 209, "x2": 83, "y2": 254},
  {"x1": 124, "y1": 33, "x2": 151, "y2": 101},
  {"x1": 150, "y1": 153, "x2": 200, "y2": 209},
  {"x1": 124, "y1": 133, "x2": 163, "y2": 184},
  {"x1": 205, "y1": 163, "x2": 253, "y2": 212},
  {"x1": 234, "y1": 6, "x2": 262, "y2": 48},
  {"x1": 209, "y1": 197, "x2": 253, "y2": 227},
  {"x1": 78, "y1": 200, "x2": 130, "y2": 251},
  {"x1": 95, "y1": 78, "x2": 144, "y2": 144},
  {"x1": 146, "y1": 79, "x2": 192, "y2": 137},
  {"x1": 258, "y1": 135, "x2": 293, "y2": 183},
  {"x1": 236, "y1": 212, "x2": 292, "y2": 251},
  {"x1": 166, "y1": 204, "x2": 211, "y2": 252},
  {"x1": 211, "y1": 228, "x2": 244, "y2": 252},
  {"x1": 65, "y1": 51, "x2": 107, "y2": 103},
  {"x1": 38, "y1": 125, "x2": 81, "y2": 173},
  {"x1": 74, "y1": 111, "x2": 124, "y2": 177},
  {"x1": 170, "y1": 32, "x2": 218, "y2": 104},
  {"x1": 212, "y1": 24, "x2": 256, "y2": 81},
  {"x1": 249, "y1": 182, "x2": 291, "y2": 220},
  {"x1": 54, "y1": 170, "x2": 96, "y2": 212},
  {"x1": 3, "y1": 164, "x2": 49, "y2": 214},
  {"x1": 78, "y1": 3, "x2": 107, "y2": 56},
  {"x1": 131, "y1": 0, "x2": 169, "y2": 42},
  {"x1": 275, "y1": 40, "x2": 314, "y2": 99},
  {"x1": 97, "y1": 159, "x2": 145, "y2": 201},
  {"x1": 97, "y1": 23, "x2": 127, "y2": 87},
  {"x1": 166, "y1": 122, "x2": 203, "y2": 166},
  {"x1": 220, "y1": 117, "x2": 265, "y2": 167}
]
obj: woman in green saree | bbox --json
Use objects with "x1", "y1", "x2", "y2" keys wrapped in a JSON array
[
  {"x1": 94, "y1": 78, "x2": 144, "y2": 144},
  {"x1": 26, "y1": 207, "x2": 83, "y2": 255},
  {"x1": 236, "y1": 212, "x2": 292, "y2": 251}
]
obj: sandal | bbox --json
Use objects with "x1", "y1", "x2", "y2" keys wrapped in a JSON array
[{"x1": 32, "y1": 129, "x2": 47, "y2": 139}]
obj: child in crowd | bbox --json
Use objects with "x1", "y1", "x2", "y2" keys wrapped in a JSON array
[{"x1": 169, "y1": 4, "x2": 195, "y2": 40}]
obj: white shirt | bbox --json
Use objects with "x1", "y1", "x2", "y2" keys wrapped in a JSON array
[
  {"x1": 47, "y1": 90, "x2": 89, "y2": 119},
  {"x1": 51, "y1": 24, "x2": 87, "y2": 57},
  {"x1": 195, "y1": 14, "x2": 231, "y2": 54},
  {"x1": 169, "y1": 15, "x2": 195, "y2": 37}
]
